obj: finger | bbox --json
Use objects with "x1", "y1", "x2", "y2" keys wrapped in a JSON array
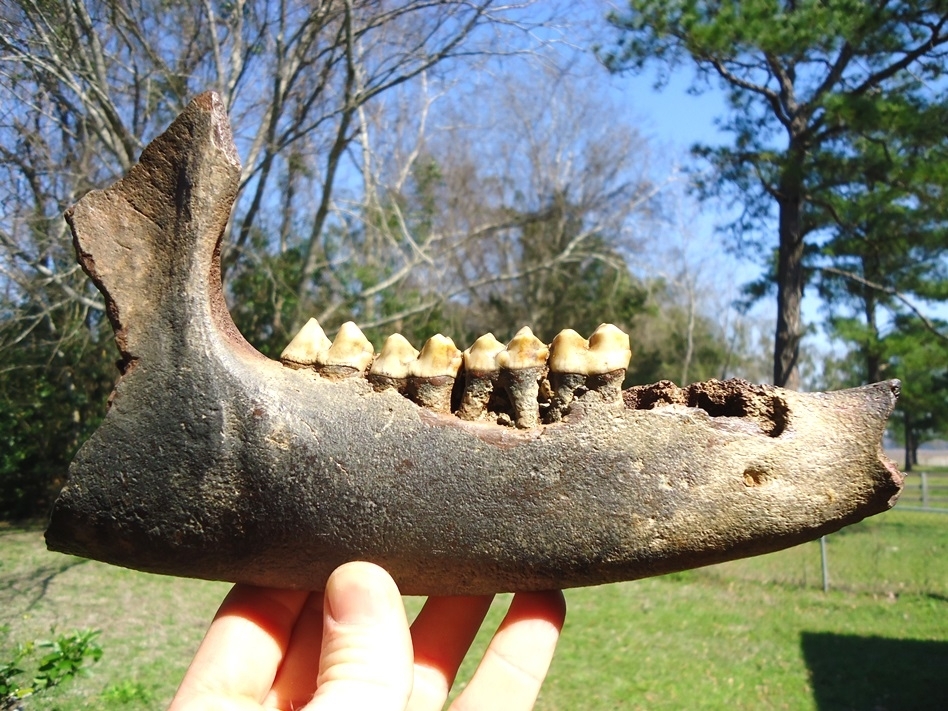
[
  {"x1": 450, "y1": 590, "x2": 566, "y2": 711},
  {"x1": 406, "y1": 595, "x2": 493, "y2": 711},
  {"x1": 263, "y1": 591, "x2": 325, "y2": 709},
  {"x1": 169, "y1": 585, "x2": 310, "y2": 710},
  {"x1": 305, "y1": 562, "x2": 414, "y2": 710}
]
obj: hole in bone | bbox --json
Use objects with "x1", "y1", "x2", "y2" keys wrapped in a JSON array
[
  {"x1": 742, "y1": 466, "x2": 769, "y2": 487},
  {"x1": 622, "y1": 379, "x2": 789, "y2": 438}
]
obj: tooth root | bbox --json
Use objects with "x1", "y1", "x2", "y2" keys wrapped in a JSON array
[
  {"x1": 317, "y1": 321, "x2": 375, "y2": 379},
  {"x1": 408, "y1": 334, "x2": 462, "y2": 413},
  {"x1": 547, "y1": 329, "x2": 590, "y2": 422},
  {"x1": 281, "y1": 318, "x2": 332, "y2": 369},
  {"x1": 457, "y1": 333, "x2": 505, "y2": 421},
  {"x1": 496, "y1": 327, "x2": 549, "y2": 429},
  {"x1": 585, "y1": 323, "x2": 632, "y2": 404},
  {"x1": 368, "y1": 333, "x2": 419, "y2": 393}
]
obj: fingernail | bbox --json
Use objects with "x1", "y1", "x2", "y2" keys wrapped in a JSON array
[{"x1": 326, "y1": 563, "x2": 394, "y2": 625}]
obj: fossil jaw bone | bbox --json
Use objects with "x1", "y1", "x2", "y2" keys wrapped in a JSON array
[{"x1": 45, "y1": 92, "x2": 904, "y2": 596}]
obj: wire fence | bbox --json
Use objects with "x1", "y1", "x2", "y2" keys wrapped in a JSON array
[
  {"x1": 696, "y1": 508, "x2": 948, "y2": 598},
  {"x1": 896, "y1": 470, "x2": 948, "y2": 513}
]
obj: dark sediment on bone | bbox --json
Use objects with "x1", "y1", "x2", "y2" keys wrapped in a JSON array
[
  {"x1": 457, "y1": 369, "x2": 499, "y2": 421},
  {"x1": 499, "y1": 366, "x2": 545, "y2": 429},
  {"x1": 316, "y1": 364, "x2": 365, "y2": 380},
  {"x1": 585, "y1": 368, "x2": 626, "y2": 404},
  {"x1": 547, "y1": 372, "x2": 587, "y2": 422},
  {"x1": 410, "y1": 375, "x2": 457, "y2": 413},
  {"x1": 367, "y1": 373, "x2": 408, "y2": 393}
]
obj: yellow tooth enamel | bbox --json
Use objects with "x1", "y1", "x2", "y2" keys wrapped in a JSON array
[
  {"x1": 280, "y1": 318, "x2": 331, "y2": 366},
  {"x1": 548, "y1": 329, "x2": 591, "y2": 374},
  {"x1": 496, "y1": 326, "x2": 549, "y2": 370},
  {"x1": 370, "y1": 334, "x2": 419, "y2": 379},
  {"x1": 462, "y1": 333, "x2": 505, "y2": 372},
  {"x1": 409, "y1": 334, "x2": 462, "y2": 378},
  {"x1": 586, "y1": 323, "x2": 632, "y2": 374},
  {"x1": 321, "y1": 321, "x2": 375, "y2": 371}
]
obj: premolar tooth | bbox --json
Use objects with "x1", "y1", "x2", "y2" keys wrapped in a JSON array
[
  {"x1": 408, "y1": 334, "x2": 462, "y2": 413},
  {"x1": 547, "y1": 328, "x2": 590, "y2": 422},
  {"x1": 317, "y1": 321, "x2": 375, "y2": 379},
  {"x1": 585, "y1": 323, "x2": 632, "y2": 403},
  {"x1": 457, "y1": 333, "x2": 505, "y2": 421},
  {"x1": 368, "y1": 334, "x2": 419, "y2": 393},
  {"x1": 281, "y1": 318, "x2": 331, "y2": 369},
  {"x1": 496, "y1": 327, "x2": 549, "y2": 429}
]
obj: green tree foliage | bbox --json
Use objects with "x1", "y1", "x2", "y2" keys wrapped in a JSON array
[
  {"x1": 480, "y1": 191, "x2": 649, "y2": 345},
  {"x1": 815, "y1": 95, "x2": 948, "y2": 383},
  {"x1": 885, "y1": 319, "x2": 948, "y2": 471},
  {"x1": 0, "y1": 307, "x2": 115, "y2": 519},
  {"x1": 604, "y1": 0, "x2": 948, "y2": 389}
]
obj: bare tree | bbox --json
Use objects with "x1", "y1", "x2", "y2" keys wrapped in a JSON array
[{"x1": 0, "y1": 0, "x2": 554, "y2": 352}]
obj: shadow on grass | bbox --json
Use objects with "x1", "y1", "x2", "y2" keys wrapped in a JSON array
[
  {"x1": 0, "y1": 557, "x2": 88, "y2": 612},
  {"x1": 802, "y1": 631, "x2": 948, "y2": 711}
]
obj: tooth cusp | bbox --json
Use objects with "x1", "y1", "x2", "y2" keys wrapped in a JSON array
[
  {"x1": 281, "y1": 318, "x2": 332, "y2": 369},
  {"x1": 546, "y1": 324, "x2": 631, "y2": 419},
  {"x1": 317, "y1": 321, "x2": 375, "y2": 378},
  {"x1": 408, "y1": 334, "x2": 462, "y2": 413},
  {"x1": 584, "y1": 323, "x2": 631, "y2": 405},
  {"x1": 368, "y1": 334, "x2": 419, "y2": 392},
  {"x1": 587, "y1": 323, "x2": 632, "y2": 375},
  {"x1": 547, "y1": 329, "x2": 589, "y2": 374}
]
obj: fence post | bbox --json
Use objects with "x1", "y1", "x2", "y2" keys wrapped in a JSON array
[
  {"x1": 820, "y1": 535, "x2": 829, "y2": 593},
  {"x1": 921, "y1": 470, "x2": 929, "y2": 509}
]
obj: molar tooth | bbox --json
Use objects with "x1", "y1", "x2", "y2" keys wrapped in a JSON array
[
  {"x1": 281, "y1": 318, "x2": 331, "y2": 369},
  {"x1": 368, "y1": 333, "x2": 419, "y2": 393},
  {"x1": 546, "y1": 329, "x2": 591, "y2": 422},
  {"x1": 496, "y1": 327, "x2": 549, "y2": 429},
  {"x1": 408, "y1": 334, "x2": 462, "y2": 413},
  {"x1": 457, "y1": 333, "x2": 505, "y2": 421},
  {"x1": 585, "y1": 323, "x2": 632, "y2": 404},
  {"x1": 317, "y1": 321, "x2": 375, "y2": 379}
]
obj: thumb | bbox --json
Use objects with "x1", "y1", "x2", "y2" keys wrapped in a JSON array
[{"x1": 306, "y1": 562, "x2": 414, "y2": 710}]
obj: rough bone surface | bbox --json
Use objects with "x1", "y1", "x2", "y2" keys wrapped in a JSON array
[{"x1": 45, "y1": 92, "x2": 904, "y2": 595}]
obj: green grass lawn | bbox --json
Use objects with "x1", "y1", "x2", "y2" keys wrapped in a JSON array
[{"x1": 2, "y1": 509, "x2": 946, "y2": 710}]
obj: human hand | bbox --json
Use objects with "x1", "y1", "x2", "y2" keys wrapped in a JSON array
[{"x1": 169, "y1": 562, "x2": 566, "y2": 710}]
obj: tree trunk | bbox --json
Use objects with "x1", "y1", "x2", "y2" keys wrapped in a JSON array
[
  {"x1": 904, "y1": 409, "x2": 913, "y2": 472},
  {"x1": 773, "y1": 161, "x2": 805, "y2": 390},
  {"x1": 862, "y1": 252, "x2": 882, "y2": 383}
]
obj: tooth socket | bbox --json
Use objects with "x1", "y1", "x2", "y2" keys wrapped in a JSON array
[
  {"x1": 367, "y1": 373, "x2": 409, "y2": 394},
  {"x1": 317, "y1": 364, "x2": 367, "y2": 380},
  {"x1": 586, "y1": 368, "x2": 626, "y2": 404},
  {"x1": 409, "y1": 375, "x2": 456, "y2": 414},
  {"x1": 457, "y1": 369, "x2": 499, "y2": 421},
  {"x1": 547, "y1": 372, "x2": 587, "y2": 422},
  {"x1": 281, "y1": 358, "x2": 313, "y2": 371},
  {"x1": 499, "y1": 366, "x2": 546, "y2": 429}
]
